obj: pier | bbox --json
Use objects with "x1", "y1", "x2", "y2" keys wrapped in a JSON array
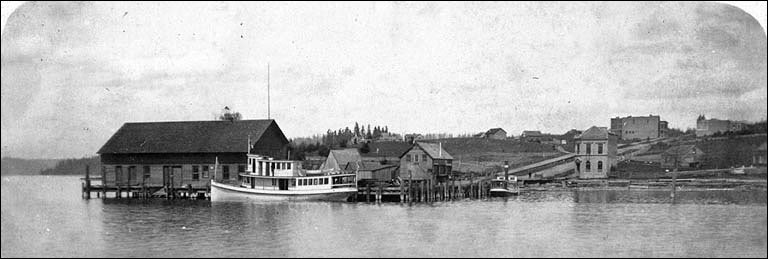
[{"x1": 81, "y1": 166, "x2": 211, "y2": 200}]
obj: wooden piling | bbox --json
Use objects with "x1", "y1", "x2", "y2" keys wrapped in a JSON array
[
  {"x1": 377, "y1": 184, "x2": 383, "y2": 202},
  {"x1": 399, "y1": 181, "x2": 404, "y2": 203},
  {"x1": 101, "y1": 166, "x2": 106, "y2": 199},
  {"x1": 84, "y1": 165, "x2": 91, "y2": 199},
  {"x1": 671, "y1": 172, "x2": 677, "y2": 203}
]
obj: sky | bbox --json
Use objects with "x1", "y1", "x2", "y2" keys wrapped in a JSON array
[{"x1": 1, "y1": 1, "x2": 766, "y2": 159}]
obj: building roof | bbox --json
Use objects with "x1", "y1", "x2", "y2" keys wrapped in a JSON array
[
  {"x1": 522, "y1": 130, "x2": 543, "y2": 137},
  {"x1": 400, "y1": 142, "x2": 453, "y2": 160},
  {"x1": 328, "y1": 149, "x2": 363, "y2": 167},
  {"x1": 98, "y1": 120, "x2": 285, "y2": 154},
  {"x1": 345, "y1": 161, "x2": 397, "y2": 171},
  {"x1": 663, "y1": 144, "x2": 703, "y2": 156},
  {"x1": 486, "y1": 128, "x2": 506, "y2": 134},
  {"x1": 574, "y1": 126, "x2": 611, "y2": 140}
]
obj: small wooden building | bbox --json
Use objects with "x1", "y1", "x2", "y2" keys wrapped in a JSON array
[
  {"x1": 661, "y1": 144, "x2": 705, "y2": 169},
  {"x1": 97, "y1": 119, "x2": 289, "y2": 188},
  {"x1": 319, "y1": 149, "x2": 362, "y2": 174},
  {"x1": 399, "y1": 142, "x2": 453, "y2": 182},
  {"x1": 344, "y1": 161, "x2": 398, "y2": 183},
  {"x1": 483, "y1": 128, "x2": 507, "y2": 140}
]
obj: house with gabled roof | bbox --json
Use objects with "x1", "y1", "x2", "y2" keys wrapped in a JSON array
[
  {"x1": 399, "y1": 141, "x2": 453, "y2": 182},
  {"x1": 484, "y1": 128, "x2": 507, "y2": 140},
  {"x1": 661, "y1": 144, "x2": 705, "y2": 169},
  {"x1": 320, "y1": 148, "x2": 363, "y2": 174},
  {"x1": 573, "y1": 126, "x2": 617, "y2": 179},
  {"x1": 97, "y1": 119, "x2": 289, "y2": 188}
]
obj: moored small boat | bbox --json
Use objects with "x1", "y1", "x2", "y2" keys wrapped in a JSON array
[{"x1": 489, "y1": 176, "x2": 520, "y2": 197}]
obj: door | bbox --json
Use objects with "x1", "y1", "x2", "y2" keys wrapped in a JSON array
[
  {"x1": 278, "y1": 179, "x2": 289, "y2": 190},
  {"x1": 163, "y1": 166, "x2": 170, "y2": 187},
  {"x1": 172, "y1": 166, "x2": 182, "y2": 187}
]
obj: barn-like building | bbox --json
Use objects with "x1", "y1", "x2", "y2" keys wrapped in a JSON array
[{"x1": 97, "y1": 119, "x2": 289, "y2": 188}]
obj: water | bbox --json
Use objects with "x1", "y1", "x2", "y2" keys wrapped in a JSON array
[{"x1": 2, "y1": 176, "x2": 766, "y2": 257}]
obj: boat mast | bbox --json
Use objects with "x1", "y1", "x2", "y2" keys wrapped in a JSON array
[{"x1": 267, "y1": 63, "x2": 270, "y2": 120}]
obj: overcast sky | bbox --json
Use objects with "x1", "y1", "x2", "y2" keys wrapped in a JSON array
[{"x1": 1, "y1": 1, "x2": 766, "y2": 159}]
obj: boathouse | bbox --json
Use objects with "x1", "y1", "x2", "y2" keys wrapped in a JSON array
[
  {"x1": 97, "y1": 119, "x2": 289, "y2": 188},
  {"x1": 399, "y1": 142, "x2": 453, "y2": 182}
]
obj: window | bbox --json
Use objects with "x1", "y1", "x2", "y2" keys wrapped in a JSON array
[
  {"x1": 598, "y1": 144, "x2": 603, "y2": 154},
  {"x1": 586, "y1": 143, "x2": 591, "y2": 154},
  {"x1": 143, "y1": 166, "x2": 151, "y2": 180},
  {"x1": 314, "y1": 178, "x2": 318, "y2": 185},
  {"x1": 272, "y1": 179, "x2": 277, "y2": 186},
  {"x1": 422, "y1": 154, "x2": 427, "y2": 162},
  {"x1": 597, "y1": 161, "x2": 603, "y2": 172},
  {"x1": 585, "y1": 161, "x2": 591, "y2": 171},
  {"x1": 576, "y1": 144, "x2": 580, "y2": 154},
  {"x1": 414, "y1": 154, "x2": 419, "y2": 162},
  {"x1": 324, "y1": 178, "x2": 328, "y2": 185},
  {"x1": 303, "y1": 179, "x2": 308, "y2": 185},
  {"x1": 202, "y1": 165, "x2": 209, "y2": 178},
  {"x1": 192, "y1": 166, "x2": 199, "y2": 180},
  {"x1": 406, "y1": 154, "x2": 411, "y2": 162},
  {"x1": 298, "y1": 179, "x2": 303, "y2": 186},
  {"x1": 223, "y1": 165, "x2": 230, "y2": 179},
  {"x1": 238, "y1": 165, "x2": 246, "y2": 174},
  {"x1": 287, "y1": 163, "x2": 292, "y2": 169}
]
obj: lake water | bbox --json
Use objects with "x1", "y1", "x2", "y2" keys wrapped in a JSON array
[{"x1": 2, "y1": 175, "x2": 766, "y2": 257}]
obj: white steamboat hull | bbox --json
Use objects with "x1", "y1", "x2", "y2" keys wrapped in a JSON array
[{"x1": 210, "y1": 181, "x2": 356, "y2": 202}]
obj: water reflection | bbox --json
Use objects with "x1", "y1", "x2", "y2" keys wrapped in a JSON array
[
  {"x1": 2, "y1": 176, "x2": 766, "y2": 258},
  {"x1": 573, "y1": 189, "x2": 768, "y2": 205}
]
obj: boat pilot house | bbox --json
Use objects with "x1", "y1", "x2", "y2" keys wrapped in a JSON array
[{"x1": 97, "y1": 119, "x2": 289, "y2": 189}]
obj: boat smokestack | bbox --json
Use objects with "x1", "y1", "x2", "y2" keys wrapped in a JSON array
[{"x1": 439, "y1": 142, "x2": 442, "y2": 157}]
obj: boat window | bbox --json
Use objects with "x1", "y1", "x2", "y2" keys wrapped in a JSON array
[
  {"x1": 272, "y1": 179, "x2": 277, "y2": 186},
  {"x1": 324, "y1": 178, "x2": 329, "y2": 185},
  {"x1": 288, "y1": 163, "x2": 291, "y2": 169},
  {"x1": 314, "y1": 178, "x2": 318, "y2": 185}
]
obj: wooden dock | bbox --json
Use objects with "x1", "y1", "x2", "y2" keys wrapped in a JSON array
[
  {"x1": 80, "y1": 166, "x2": 210, "y2": 200},
  {"x1": 355, "y1": 175, "x2": 502, "y2": 203}
]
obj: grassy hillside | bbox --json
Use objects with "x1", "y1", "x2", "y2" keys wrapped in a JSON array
[
  {"x1": 420, "y1": 138, "x2": 559, "y2": 155},
  {"x1": 1, "y1": 157, "x2": 60, "y2": 176},
  {"x1": 420, "y1": 138, "x2": 563, "y2": 173}
]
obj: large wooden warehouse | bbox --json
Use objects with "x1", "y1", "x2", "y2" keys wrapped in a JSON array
[{"x1": 97, "y1": 119, "x2": 289, "y2": 188}]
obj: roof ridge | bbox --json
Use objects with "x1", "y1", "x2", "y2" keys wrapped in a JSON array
[{"x1": 124, "y1": 119, "x2": 274, "y2": 124}]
